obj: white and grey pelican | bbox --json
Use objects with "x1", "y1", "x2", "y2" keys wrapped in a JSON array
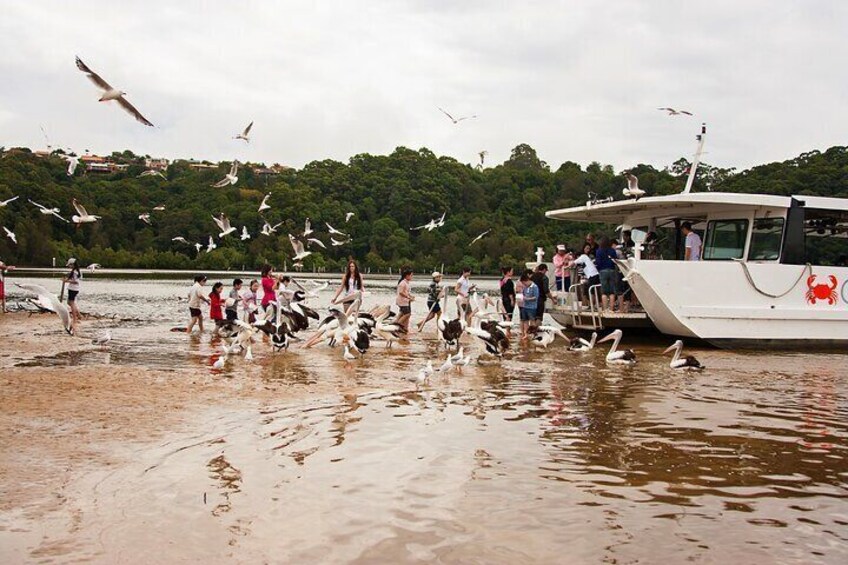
[
  {"x1": 662, "y1": 340, "x2": 705, "y2": 371},
  {"x1": 598, "y1": 329, "x2": 637, "y2": 365},
  {"x1": 568, "y1": 332, "x2": 597, "y2": 352}
]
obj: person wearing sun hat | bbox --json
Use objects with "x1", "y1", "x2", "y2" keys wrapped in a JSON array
[{"x1": 417, "y1": 271, "x2": 445, "y2": 332}]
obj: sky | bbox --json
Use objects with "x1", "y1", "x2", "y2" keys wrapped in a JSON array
[{"x1": 1, "y1": 1, "x2": 846, "y2": 172}]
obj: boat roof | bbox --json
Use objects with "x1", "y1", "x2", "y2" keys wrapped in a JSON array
[{"x1": 545, "y1": 192, "x2": 848, "y2": 224}]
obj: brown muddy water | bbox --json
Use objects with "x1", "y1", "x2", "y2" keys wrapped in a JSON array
[{"x1": 1, "y1": 275, "x2": 847, "y2": 564}]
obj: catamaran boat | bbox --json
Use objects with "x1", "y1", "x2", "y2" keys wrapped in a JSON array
[{"x1": 545, "y1": 191, "x2": 848, "y2": 347}]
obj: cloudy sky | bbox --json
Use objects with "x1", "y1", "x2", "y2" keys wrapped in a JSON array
[{"x1": 1, "y1": 1, "x2": 846, "y2": 172}]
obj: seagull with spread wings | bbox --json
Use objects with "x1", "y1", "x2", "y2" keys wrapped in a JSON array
[
  {"x1": 234, "y1": 121, "x2": 253, "y2": 142},
  {"x1": 138, "y1": 213, "x2": 151, "y2": 225},
  {"x1": 657, "y1": 107, "x2": 693, "y2": 116},
  {"x1": 260, "y1": 219, "x2": 282, "y2": 236},
  {"x1": 212, "y1": 213, "x2": 237, "y2": 238},
  {"x1": 289, "y1": 234, "x2": 312, "y2": 261},
  {"x1": 75, "y1": 56, "x2": 154, "y2": 127},
  {"x1": 258, "y1": 193, "x2": 271, "y2": 213},
  {"x1": 1, "y1": 196, "x2": 19, "y2": 207},
  {"x1": 212, "y1": 161, "x2": 239, "y2": 187},
  {"x1": 206, "y1": 236, "x2": 217, "y2": 253},
  {"x1": 241, "y1": 226, "x2": 251, "y2": 241},
  {"x1": 326, "y1": 222, "x2": 348, "y2": 237},
  {"x1": 438, "y1": 107, "x2": 477, "y2": 124},
  {"x1": 303, "y1": 218, "x2": 313, "y2": 237},
  {"x1": 172, "y1": 236, "x2": 190, "y2": 245},
  {"x1": 71, "y1": 199, "x2": 100, "y2": 224},
  {"x1": 469, "y1": 230, "x2": 491, "y2": 245},
  {"x1": 138, "y1": 169, "x2": 166, "y2": 179},
  {"x1": 345, "y1": 212, "x2": 355, "y2": 222},
  {"x1": 307, "y1": 237, "x2": 326, "y2": 249},
  {"x1": 64, "y1": 155, "x2": 80, "y2": 176},
  {"x1": 15, "y1": 283, "x2": 72, "y2": 334},
  {"x1": 29, "y1": 199, "x2": 69, "y2": 222},
  {"x1": 3, "y1": 226, "x2": 16, "y2": 244},
  {"x1": 622, "y1": 172, "x2": 646, "y2": 200}
]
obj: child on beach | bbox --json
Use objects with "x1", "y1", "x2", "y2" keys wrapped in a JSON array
[
  {"x1": 187, "y1": 275, "x2": 209, "y2": 333},
  {"x1": 63, "y1": 258, "x2": 82, "y2": 334},
  {"x1": 519, "y1": 271, "x2": 538, "y2": 341},
  {"x1": 209, "y1": 282, "x2": 225, "y2": 327},
  {"x1": 455, "y1": 267, "x2": 474, "y2": 325},
  {"x1": 241, "y1": 279, "x2": 259, "y2": 323},
  {"x1": 417, "y1": 271, "x2": 444, "y2": 332},
  {"x1": 226, "y1": 279, "x2": 242, "y2": 321},
  {"x1": 395, "y1": 267, "x2": 414, "y2": 333}
]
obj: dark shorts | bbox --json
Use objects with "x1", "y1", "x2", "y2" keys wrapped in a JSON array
[
  {"x1": 67, "y1": 290, "x2": 79, "y2": 302},
  {"x1": 520, "y1": 307, "x2": 536, "y2": 322},
  {"x1": 427, "y1": 301, "x2": 441, "y2": 313},
  {"x1": 535, "y1": 302, "x2": 546, "y2": 321},
  {"x1": 189, "y1": 307, "x2": 201, "y2": 318},
  {"x1": 226, "y1": 309, "x2": 238, "y2": 321},
  {"x1": 399, "y1": 305, "x2": 411, "y2": 315}
]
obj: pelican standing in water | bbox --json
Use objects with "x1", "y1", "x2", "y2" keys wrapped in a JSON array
[
  {"x1": 663, "y1": 340, "x2": 705, "y2": 371},
  {"x1": 568, "y1": 332, "x2": 597, "y2": 352},
  {"x1": 598, "y1": 329, "x2": 637, "y2": 365}
]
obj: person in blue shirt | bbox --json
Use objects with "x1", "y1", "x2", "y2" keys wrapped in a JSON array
[
  {"x1": 519, "y1": 270, "x2": 538, "y2": 341},
  {"x1": 595, "y1": 236, "x2": 619, "y2": 312}
]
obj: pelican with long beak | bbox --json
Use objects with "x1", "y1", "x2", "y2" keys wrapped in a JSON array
[
  {"x1": 568, "y1": 332, "x2": 597, "y2": 352},
  {"x1": 598, "y1": 329, "x2": 637, "y2": 365},
  {"x1": 663, "y1": 340, "x2": 705, "y2": 371}
]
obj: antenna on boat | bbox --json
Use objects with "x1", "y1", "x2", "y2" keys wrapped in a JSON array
[{"x1": 683, "y1": 123, "x2": 706, "y2": 194}]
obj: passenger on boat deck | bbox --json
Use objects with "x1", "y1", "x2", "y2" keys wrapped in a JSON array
[
  {"x1": 643, "y1": 231, "x2": 660, "y2": 260},
  {"x1": 596, "y1": 237, "x2": 618, "y2": 313},
  {"x1": 682, "y1": 222, "x2": 702, "y2": 261},
  {"x1": 611, "y1": 239, "x2": 630, "y2": 313},
  {"x1": 531, "y1": 263, "x2": 550, "y2": 328},
  {"x1": 573, "y1": 243, "x2": 600, "y2": 306},
  {"x1": 620, "y1": 231, "x2": 635, "y2": 256},
  {"x1": 584, "y1": 233, "x2": 599, "y2": 254},
  {"x1": 553, "y1": 244, "x2": 573, "y2": 295}
]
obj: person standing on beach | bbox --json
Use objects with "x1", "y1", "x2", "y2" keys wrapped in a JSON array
[
  {"x1": 499, "y1": 266, "x2": 516, "y2": 322},
  {"x1": 395, "y1": 266, "x2": 414, "y2": 334},
  {"x1": 187, "y1": 275, "x2": 209, "y2": 333},
  {"x1": 332, "y1": 260, "x2": 365, "y2": 305},
  {"x1": 209, "y1": 282, "x2": 225, "y2": 327},
  {"x1": 241, "y1": 279, "x2": 259, "y2": 323},
  {"x1": 531, "y1": 263, "x2": 550, "y2": 328},
  {"x1": 519, "y1": 271, "x2": 538, "y2": 341},
  {"x1": 0, "y1": 260, "x2": 14, "y2": 314},
  {"x1": 260, "y1": 265, "x2": 276, "y2": 315},
  {"x1": 417, "y1": 271, "x2": 444, "y2": 332},
  {"x1": 63, "y1": 258, "x2": 82, "y2": 334},
  {"x1": 455, "y1": 266, "x2": 474, "y2": 324},
  {"x1": 226, "y1": 279, "x2": 242, "y2": 322}
]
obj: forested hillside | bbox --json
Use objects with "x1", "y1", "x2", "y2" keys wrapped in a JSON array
[{"x1": 0, "y1": 144, "x2": 845, "y2": 273}]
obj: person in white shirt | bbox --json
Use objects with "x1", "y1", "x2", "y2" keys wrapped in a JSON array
[
  {"x1": 572, "y1": 243, "x2": 600, "y2": 306},
  {"x1": 682, "y1": 222, "x2": 702, "y2": 261},
  {"x1": 187, "y1": 275, "x2": 209, "y2": 333},
  {"x1": 454, "y1": 267, "x2": 474, "y2": 324}
]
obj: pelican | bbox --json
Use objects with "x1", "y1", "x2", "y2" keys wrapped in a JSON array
[
  {"x1": 289, "y1": 234, "x2": 312, "y2": 261},
  {"x1": 466, "y1": 320, "x2": 509, "y2": 357},
  {"x1": 0, "y1": 196, "x2": 19, "y2": 207},
  {"x1": 212, "y1": 161, "x2": 239, "y2": 187},
  {"x1": 64, "y1": 155, "x2": 80, "y2": 176},
  {"x1": 212, "y1": 213, "x2": 236, "y2": 238},
  {"x1": 258, "y1": 193, "x2": 271, "y2": 213},
  {"x1": 3, "y1": 226, "x2": 16, "y2": 244},
  {"x1": 240, "y1": 226, "x2": 251, "y2": 241},
  {"x1": 532, "y1": 330, "x2": 555, "y2": 349},
  {"x1": 469, "y1": 230, "x2": 490, "y2": 245},
  {"x1": 172, "y1": 236, "x2": 189, "y2": 244},
  {"x1": 15, "y1": 283, "x2": 72, "y2": 334},
  {"x1": 598, "y1": 329, "x2": 637, "y2": 365},
  {"x1": 622, "y1": 173, "x2": 645, "y2": 201},
  {"x1": 437, "y1": 106, "x2": 477, "y2": 124},
  {"x1": 138, "y1": 170, "x2": 166, "y2": 179},
  {"x1": 345, "y1": 212, "x2": 355, "y2": 222},
  {"x1": 75, "y1": 56, "x2": 153, "y2": 126},
  {"x1": 91, "y1": 330, "x2": 112, "y2": 346},
  {"x1": 326, "y1": 222, "x2": 348, "y2": 237},
  {"x1": 657, "y1": 107, "x2": 693, "y2": 116},
  {"x1": 206, "y1": 236, "x2": 217, "y2": 253},
  {"x1": 234, "y1": 121, "x2": 253, "y2": 142},
  {"x1": 663, "y1": 340, "x2": 705, "y2": 371},
  {"x1": 138, "y1": 213, "x2": 151, "y2": 225},
  {"x1": 71, "y1": 199, "x2": 100, "y2": 224},
  {"x1": 306, "y1": 237, "x2": 326, "y2": 249},
  {"x1": 569, "y1": 332, "x2": 598, "y2": 352}
]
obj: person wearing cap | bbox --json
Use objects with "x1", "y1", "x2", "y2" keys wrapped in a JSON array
[
  {"x1": 63, "y1": 258, "x2": 82, "y2": 334},
  {"x1": 417, "y1": 271, "x2": 445, "y2": 332},
  {"x1": 552, "y1": 244, "x2": 573, "y2": 297}
]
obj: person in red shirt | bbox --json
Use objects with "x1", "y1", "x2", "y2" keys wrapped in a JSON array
[
  {"x1": 209, "y1": 282, "x2": 225, "y2": 326},
  {"x1": 260, "y1": 264, "x2": 276, "y2": 315}
]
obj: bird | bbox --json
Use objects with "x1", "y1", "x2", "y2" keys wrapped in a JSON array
[
  {"x1": 212, "y1": 213, "x2": 236, "y2": 238},
  {"x1": 212, "y1": 161, "x2": 239, "y2": 187},
  {"x1": 234, "y1": 121, "x2": 253, "y2": 142},
  {"x1": 138, "y1": 213, "x2": 151, "y2": 225},
  {"x1": 240, "y1": 226, "x2": 251, "y2": 241},
  {"x1": 568, "y1": 332, "x2": 597, "y2": 352},
  {"x1": 289, "y1": 234, "x2": 312, "y2": 261},
  {"x1": 531, "y1": 330, "x2": 555, "y2": 349},
  {"x1": 0, "y1": 196, "x2": 19, "y2": 207},
  {"x1": 172, "y1": 236, "x2": 189, "y2": 244},
  {"x1": 657, "y1": 107, "x2": 693, "y2": 116},
  {"x1": 306, "y1": 238, "x2": 326, "y2": 249},
  {"x1": 138, "y1": 170, "x2": 166, "y2": 179},
  {"x1": 28, "y1": 199, "x2": 69, "y2": 222},
  {"x1": 466, "y1": 321, "x2": 510, "y2": 357},
  {"x1": 435, "y1": 211, "x2": 446, "y2": 227},
  {"x1": 438, "y1": 106, "x2": 477, "y2": 124},
  {"x1": 152, "y1": 205, "x2": 166, "y2": 211},
  {"x1": 330, "y1": 237, "x2": 349, "y2": 247},
  {"x1": 303, "y1": 218, "x2": 313, "y2": 237},
  {"x1": 404, "y1": 361, "x2": 433, "y2": 389},
  {"x1": 622, "y1": 173, "x2": 646, "y2": 201},
  {"x1": 75, "y1": 56, "x2": 154, "y2": 126},
  {"x1": 87, "y1": 263, "x2": 101, "y2": 271},
  {"x1": 3, "y1": 226, "x2": 16, "y2": 244},
  {"x1": 598, "y1": 329, "x2": 637, "y2": 365},
  {"x1": 258, "y1": 193, "x2": 271, "y2": 213},
  {"x1": 212, "y1": 351, "x2": 227, "y2": 370},
  {"x1": 206, "y1": 236, "x2": 217, "y2": 253},
  {"x1": 64, "y1": 155, "x2": 80, "y2": 176},
  {"x1": 411, "y1": 218, "x2": 438, "y2": 232},
  {"x1": 194, "y1": 242, "x2": 203, "y2": 253},
  {"x1": 345, "y1": 212, "x2": 355, "y2": 222},
  {"x1": 438, "y1": 353, "x2": 454, "y2": 373},
  {"x1": 260, "y1": 219, "x2": 282, "y2": 236},
  {"x1": 663, "y1": 340, "x2": 705, "y2": 371},
  {"x1": 450, "y1": 347, "x2": 465, "y2": 364},
  {"x1": 91, "y1": 330, "x2": 112, "y2": 346},
  {"x1": 326, "y1": 222, "x2": 348, "y2": 237},
  {"x1": 478, "y1": 150, "x2": 488, "y2": 168},
  {"x1": 71, "y1": 199, "x2": 100, "y2": 224},
  {"x1": 15, "y1": 283, "x2": 72, "y2": 334},
  {"x1": 469, "y1": 230, "x2": 490, "y2": 245}
]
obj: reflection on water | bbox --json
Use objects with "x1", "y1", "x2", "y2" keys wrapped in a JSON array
[{"x1": 3, "y1": 276, "x2": 848, "y2": 563}]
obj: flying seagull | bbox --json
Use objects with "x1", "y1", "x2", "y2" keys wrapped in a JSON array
[
  {"x1": 289, "y1": 234, "x2": 312, "y2": 261},
  {"x1": 330, "y1": 237, "x2": 349, "y2": 247},
  {"x1": 138, "y1": 169, "x2": 166, "y2": 179},
  {"x1": 657, "y1": 107, "x2": 693, "y2": 116},
  {"x1": 152, "y1": 205, "x2": 166, "y2": 211},
  {"x1": 622, "y1": 172, "x2": 646, "y2": 200},
  {"x1": 15, "y1": 283, "x2": 72, "y2": 334},
  {"x1": 469, "y1": 230, "x2": 491, "y2": 245},
  {"x1": 303, "y1": 218, "x2": 313, "y2": 237},
  {"x1": 234, "y1": 121, "x2": 253, "y2": 142},
  {"x1": 260, "y1": 219, "x2": 282, "y2": 236},
  {"x1": 75, "y1": 56, "x2": 154, "y2": 127},
  {"x1": 212, "y1": 213, "x2": 237, "y2": 238},
  {"x1": 1, "y1": 196, "x2": 19, "y2": 207},
  {"x1": 29, "y1": 199, "x2": 69, "y2": 222},
  {"x1": 64, "y1": 155, "x2": 80, "y2": 176},
  {"x1": 326, "y1": 222, "x2": 348, "y2": 237},
  {"x1": 478, "y1": 150, "x2": 488, "y2": 167},
  {"x1": 138, "y1": 213, "x2": 151, "y2": 225},
  {"x1": 172, "y1": 236, "x2": 189, "y2": 244},
  {"x1": 194, "y1": 242, "x2": 203, "y2": 253},
  {"x1": 258, "y1": 193, "x2": 271, "y2": 213},
  {"x1": 71, "y1": 199, "x2": 100, "y2": 224},
  {"x1": 438, "y1": 107, "x2": 477, "y2": 124},
  {"x1": 306, "y1": 237, "x2": 326, "y2": 249},
  {"x1": 3, "y1": 226, "x2": 16, "y2": 244},
  {"x1": 241, "y1": 226, "x2": 251, "y2": 241},
  {"x1": 206, "y1": 236, "x2": 217, "y2": 253},
  {"x1": 212, "y1": 161, "x2": 239, "y2": 187},
  {"x1": 345, "y1": 212, "x2": 355, "y2": 222}
]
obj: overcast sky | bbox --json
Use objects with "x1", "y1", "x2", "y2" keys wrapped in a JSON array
[{"x1": 1, "y1": 1, "x2": 846, "y2": 172}]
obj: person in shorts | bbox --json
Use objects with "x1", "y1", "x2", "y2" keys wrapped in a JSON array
[
  {"x1": 455, "y1": 266, "x2": 474, "y2": 324},
  {"x1": 63, "y1": 258, "x2": 82, "y2": 334},
  {"x1": 395, "y1": 266, "x2": 414, "y2": 334},
  {"x1": 187, "y1": 275, "x2": 209, "y2": 333},
  {"x1": 519, "y1": 270, "x2": 539, "y2": 341},
  {"x1": 226, "y1": 278, "x2": 242, "y2": 321},
  {"x1": 417, "y1": 271, "x2": 444, "y2": 332}
]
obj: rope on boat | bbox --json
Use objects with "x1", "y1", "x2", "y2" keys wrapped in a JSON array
[{"x1": 737, "y1": 260, "x2": 811, "y2": 299}]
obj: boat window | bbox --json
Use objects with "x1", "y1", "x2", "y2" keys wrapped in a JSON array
[
  {"x1": 703, "y1": 219, "x2": 748, "y2": 260},
  {"x1": 748, "y1": 218, "x2": 784, "y2": 261},
  {"x1": 804, "y1": 209, "x2": 848, "y2": 266}
]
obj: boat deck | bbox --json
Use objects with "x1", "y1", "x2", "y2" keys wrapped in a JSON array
[{"x1": 548, "y1": 303, "x2": 655, "y2": 332}]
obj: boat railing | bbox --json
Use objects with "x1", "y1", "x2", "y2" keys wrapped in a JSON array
[
  {"x1": 568, "y1": 282, "x2": 604, "y2": 330},
  {"x1": 588, "y1": 284, "x2": 603, "y2": 330}
]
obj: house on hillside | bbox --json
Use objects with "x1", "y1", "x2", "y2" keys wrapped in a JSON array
[
  {"x1": 81, "y1": 154, "x2": 127, "y2": 173},
  {"x1": 144, "y1": 157, "x2": 169, "y2": 171}
]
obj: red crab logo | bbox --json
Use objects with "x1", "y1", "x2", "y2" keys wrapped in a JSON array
[{"x1": 805, "y1": 275, "x2": 838, "y2": 305}]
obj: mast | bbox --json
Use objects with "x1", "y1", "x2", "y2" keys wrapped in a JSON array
[{"x1": 683, "y1": 123, "x2": 707, "y2": 194}]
